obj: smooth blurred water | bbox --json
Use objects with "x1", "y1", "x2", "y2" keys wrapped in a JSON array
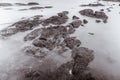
[{"x1": 0, "y1": 0, "x2": 120, "y2": 79}]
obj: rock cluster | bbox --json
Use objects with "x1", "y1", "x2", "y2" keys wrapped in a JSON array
[{"x1": 79, "y1": 9, "x2": 108, "y2": 23}]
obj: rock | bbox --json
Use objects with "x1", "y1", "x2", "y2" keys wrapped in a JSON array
[
  {"x1": 0, "y1": 3, "x2": 12, "y2": 6},
  {"x1": 42, "y1": 11, "x2": 68, "y2": 26},
  {"x1": 96, "y1": 20, "x2": 101, "y2": 23},
  {"x1": 79, "y1": 9, "x2": 94, "y2": 17},
  {"x1": 72, "y1": 16, "x2": 80, "y2": 20},
  {"x1": 24, "y1": 28, "x2": 43, "y2": 41},
  {"x1": 79, "y1": 9, "x2": 108, "y2": 22},
  {"x1": 24, "y1": 46, "x2": 48, "y2": 58},
  {"x1": 66, "y1": 25, "x2": 75, "y2": 34},
  {"x1": 64, "y1": 37, "x2": 81, "y2": 49},
  {"x1": 29, "y1": 7, "x2": 44, "y2": 10},
  {"x1": 100, "y1": 9, "x2": 104, "y2": 11},
  {"x1": 15, "y1": 3, "x2": 27, "y2": 6},
  {"x1": 83, "y1": 19, "x2": 88, "y2": 24},
  {"x1": 88, "y1": 33, "x2": 94, "y2": 35},
  {"x1": 0, "y1": 28, "x2": 18, "y2": 36},
  {"x1": 44, "y1": 6, "x2": 53, "y2": 8},
  {"x1": 70, "y1": 20, "x2": 82, "y2": 28},
  {"x1": 80, "y1": 3, "x2": 104, "y2": 7},
  {"x1": 0, "y1": 16, "x2": 42, "y2": 36},
  {"x1": 71, "y1": 47, "x2": 94, "y2": 75},
  {"x1": 27, "y1": 2, "x2": 39, "y2": 5}
]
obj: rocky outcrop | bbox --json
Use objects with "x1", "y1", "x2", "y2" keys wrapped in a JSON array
[
  {"x1": 79, "y1": 9, "x2": 108, "y2": 23},
  {"x1": 70, "y1": 20, "x2": 82, "y2": 28},
  {"x1": 27, "y1": 2, "x2": 39, "y2": 5}
]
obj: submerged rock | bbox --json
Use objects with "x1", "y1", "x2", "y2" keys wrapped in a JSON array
[
  {"x1": 0, "y1": 3, "x2": 12, "y2": 7},
  {"x1": 0, "y1": 16, "x2": 42, "y2": 36}
]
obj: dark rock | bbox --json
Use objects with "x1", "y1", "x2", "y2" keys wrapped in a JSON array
[
  {"x1": 0, "y1": 28, "x2": 18, "y2": 36},
  {"x1": 70, "y1": 20, "x2": 82, "y2": 28},
  {"x1": 27, "y1": 2, "x2": 39, "y2": 5},
  {"x1": 79, "y1": 9, "x2": 94, "y2": 17},
  {"x1": 66, "y1": 25, "x2": 75, "y2": 34},
  {"x1": 72, "y1": 15, "x2": 80, "y2": 20},
  {"x1": 15, "y1": 3, "x2": 27, "y2": 6},
  {"x1": 88, "y1": 33, "x2": 94, "y2": 35},
  {"x1": 71, "y1": 47, "x2": 94, "y2": 77},
  {"x1": 44, "y1": 6, "x2": 53, "y2": 8},
  {"x1": 96, "y1": 20, "x2": 101, "y2": 23},
  {"x1": 80, "y1": 3, "x2": 104, "y2": 7},
  {"x1": 83, "y1": 19, "x2": 88, "y2": 24},
  {"x1": 0, "y1": 16, "x2": 42, "y2": 36},
  {"x1": 29, "y1": 7, "x2": 44, "y2": 10},
  {"x1": 64, "y1": 37, "x2": 81, "y2": 49},
  {"x1": 100, "y1": 9, "x2": 104, "y2": 11},
  {"x1": 42, "y1": 11, "x2": 68, "y2": 26},
  {"x1": 79, "y1": 9, "x2": 108, "y2": 21},
  {"x1": 0, "y1": 3, "x2": 12, "y2": 6}
]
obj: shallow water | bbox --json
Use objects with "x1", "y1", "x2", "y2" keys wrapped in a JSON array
[{"x1": 0, "y1": 0, "x2": 120, "y2": 79}]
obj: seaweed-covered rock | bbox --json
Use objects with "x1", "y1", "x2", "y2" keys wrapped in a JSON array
[
  {"x1": 64, "y1": 37, "x2": 81, "y2": 49},
  {"x1": 70, "y1": 20, "x2": 82, "y2": 28},
  {"x1": 66, "y1": 25, "x2": 75, "y2": 34}
]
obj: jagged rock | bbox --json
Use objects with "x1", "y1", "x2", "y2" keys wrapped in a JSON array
[
  {"x1": 64, "y1": 37, "x2": 81, "y2": 49},
  {"x1": 70, "y1": 20, "x2": 82, "y2": 28},
  {"x1": 0, "y1": 3, "x2": 12, "y2": 6},
  {"x1": 24, "y1": 28, "x2": 43, "y2": 41},
  {"x1": 72, "y1": 16, "x2": 80, "y2": 20},
  {"x1": 42, "y1": 11, "x2": 68, "y2": 26},
  {"x1": 79, "y1": 9, "x2": 108, "y2": 22},
  {"x1": 83, "y1": 19, "x2": 88, "y2": 24},
  {"x1": 80, "y1": 3, "x2": 104, "y2": 7},
  {"x1": 27, "y1": 2, "x2": 39, "y2": 5}
]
